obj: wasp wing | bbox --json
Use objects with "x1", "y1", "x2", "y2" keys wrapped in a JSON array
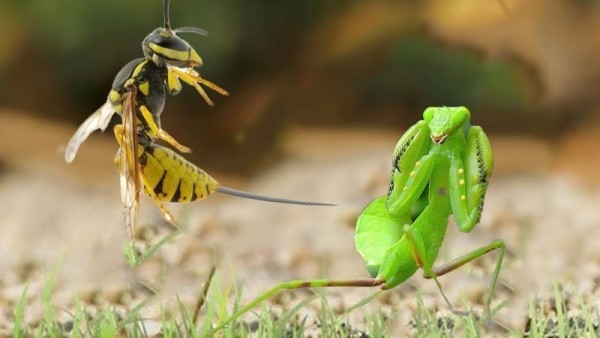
[
  {"x1": 117, "y1": 88, "x2": 141, "y2": 239},
  {"x1": 65, "y1": 101, "x2": 116, "y2": 163}
]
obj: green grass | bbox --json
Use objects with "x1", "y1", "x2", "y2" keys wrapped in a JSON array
[
  {"x1": 8, "y1": 225, "x2": 599, "y2": 337},
  {"x1": 523, "y1": 283, "x2": 600, "y2": 338},
  {"x1": 10, "y1": 271, "x2": 600, "y2": 337}
]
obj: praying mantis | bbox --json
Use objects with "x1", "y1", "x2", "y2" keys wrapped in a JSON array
[{"x1": 208, "y1": 106, "x2": 505, "y2": 334}]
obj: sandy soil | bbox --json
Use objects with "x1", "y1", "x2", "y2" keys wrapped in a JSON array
[{"x1": 0, "y1": 111, "x2": 599, "y2": 336}]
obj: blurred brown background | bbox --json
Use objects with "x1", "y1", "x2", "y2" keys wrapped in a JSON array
[
  {"x1": 1, "y1": 0, "x2": 600, "y2": 334},
  {"x1": 2, "y1": 0, "x2": 599, "y2": 175}
]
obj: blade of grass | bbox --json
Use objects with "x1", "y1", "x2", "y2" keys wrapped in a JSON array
[
  {"x1": 13, "y1": 283, "x2": 29, "y2": 338},
  {"x1": 345, "y1": 290, "x2": 383, "y2": 314},
  {"x1": 193, "y1": 265, "x2": 217, "y2": 327},
  {"x1": 127, "y1": 228, "x2": 183, "y2": 267}
]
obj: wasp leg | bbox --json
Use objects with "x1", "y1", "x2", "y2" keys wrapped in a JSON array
[
  {"x1": 139, "y1": 170, "x2": 178, "y2": 228},
  {"x1": 168, "y1": 67, "x2": 229, "y2": 106},
  {"x1": 139, "y1": 105, "x2": 191, "y2": 153},
  {"x1": 114, "y1": 124, "x2": 124, "y2": 148}
]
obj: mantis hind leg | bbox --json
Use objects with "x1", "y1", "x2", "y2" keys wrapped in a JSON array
[
  {"x1": 424, "y1": 239, "x2": 505, "y2": 320},
  {"x1": 207, "y1": 278, "x2": 384, "y2": 335}
]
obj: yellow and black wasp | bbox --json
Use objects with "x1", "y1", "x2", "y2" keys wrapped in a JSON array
[{"x1": 65, "y1": 0, "x2": 333, "y2": 239}]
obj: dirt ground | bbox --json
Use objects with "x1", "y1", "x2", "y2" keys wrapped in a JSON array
[{"x1": 0, "y1": 111, "x2": 599, "y2": 336}]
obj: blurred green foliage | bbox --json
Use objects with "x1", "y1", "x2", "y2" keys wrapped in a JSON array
[
  {"x1": 0, "y1": 1, "x2": 530, "y2": 120},
  {"x1": 372, "y1": 38, "x2": 528, "y2": 111}
]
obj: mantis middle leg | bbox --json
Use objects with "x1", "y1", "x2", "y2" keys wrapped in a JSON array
[
  {"x1": 425, "y1": 239, "x2": 506, "y2": 320},
  {"x1": 400, "y1": 222, "x2": 470, "y2": 316},
  {"x1": 375, "y1": 203, "x2": 469, "y2": 316}
]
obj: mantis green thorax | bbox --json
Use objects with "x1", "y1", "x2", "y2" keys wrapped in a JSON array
[{"x1": 208, "y1": 107, "x2": 505, "y2": 335}]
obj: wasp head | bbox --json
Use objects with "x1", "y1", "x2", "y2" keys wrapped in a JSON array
[
  {"x1": 142, "y1": 28, "x2": 203, "y2": 68},
  {"x1": 142, "y1": 0, "x2": 208, "y2": 68}
]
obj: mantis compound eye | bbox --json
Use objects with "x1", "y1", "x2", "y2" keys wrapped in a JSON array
[
  {"x1": 423, "y1": 107, "x2": 436, "y2": 123},
  {"x1": 450, "y1": 106, "x2": 471, "y2": 127}
]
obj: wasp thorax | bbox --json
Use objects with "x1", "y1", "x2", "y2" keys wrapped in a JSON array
[{"x1": 142, "y1": 28, "x2": 202, "y2": 67}]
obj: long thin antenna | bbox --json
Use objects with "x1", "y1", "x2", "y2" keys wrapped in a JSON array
[
  {"x1": 163, "y1": 0, "x2": 171, "y2": 30},
  {"x1": 216, "y1": 186, "x2": 335, "y2": 206},
  {"x1": 174, "y1": 27, "x2": 209, "y2": 37}
]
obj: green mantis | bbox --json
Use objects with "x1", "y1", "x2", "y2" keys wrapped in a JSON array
[{"x1": 208, "y1": 106, "x2": 505, "y2": 334}]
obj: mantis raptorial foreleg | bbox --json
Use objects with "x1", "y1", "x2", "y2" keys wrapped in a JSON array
[
  {"x1": 387, "y1": 121, "x2": 432, "y2": 214},
  {"x1": 387, "y1": 153, "x2": 437, "y2": 216},
  {"x1": 450, "y1": 126, "x2": 493, "y2": 232}
]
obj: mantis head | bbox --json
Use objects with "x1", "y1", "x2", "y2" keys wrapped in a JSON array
[{"x1": 423, "y1": 106, "x2": 471, "y2": 144}]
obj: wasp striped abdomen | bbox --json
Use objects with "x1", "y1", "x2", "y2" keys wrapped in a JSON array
[{"x1": 140, "y1": 143, "x2": 218, "y2": 203}]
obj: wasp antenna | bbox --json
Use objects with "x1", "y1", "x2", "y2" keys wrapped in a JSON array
[
  {"x1": 174, "y1": 27, "x2": 209, "y2": 37},
  {"x1": 163, "y1": 0, "x2": 171, "y2": 30}
]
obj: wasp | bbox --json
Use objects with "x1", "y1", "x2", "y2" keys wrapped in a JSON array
[{"x1": 65, "y1": 0, "x2": 333, "y2": 239}]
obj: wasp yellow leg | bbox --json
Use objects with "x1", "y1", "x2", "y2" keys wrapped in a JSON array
[
  {"x1": 190, "y1": 74, "x2": 229, "y2": 96},
  {"x1": 425, "y1": 239, "x2": 506, "y2": 320},
  {"x1": 401, "y1": 223, "x2": 469, "y2": 316},
  {"x1": 139, "y1": 170, "x2": 177, "y2": 227},
  {"x1": 139, "y1": 105, "x2": 191, "y2": 153},
  {"x1": 167, "y1": 68, "x2": 183, "y2": 95},
  {"x1": 113, "y1": 124, "x2": 125, "y2": 147},
  {"x1": 169, "y1": 68, "x2": 229, "y2": 106}
]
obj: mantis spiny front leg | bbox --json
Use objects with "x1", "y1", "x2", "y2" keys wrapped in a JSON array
[{"x1": 450, "y1": 126, "x2": 494, "y2": 232}]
